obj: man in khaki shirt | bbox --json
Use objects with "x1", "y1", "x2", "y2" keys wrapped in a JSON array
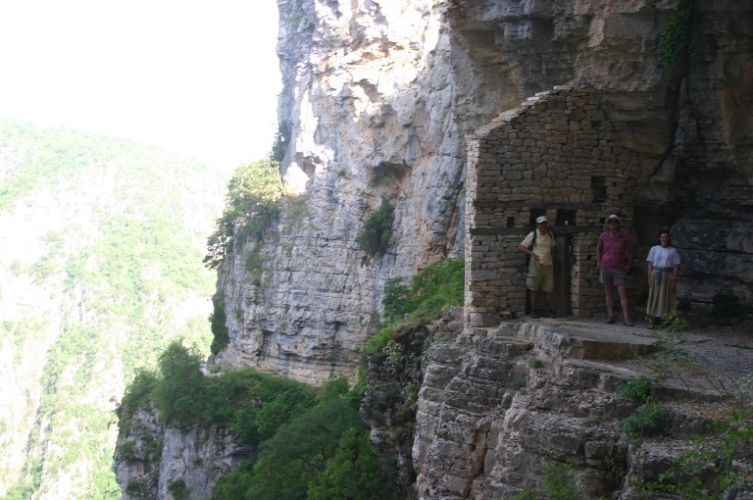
[{"x1": 518, "y1": 215, "x2": 556, "y2": 317}]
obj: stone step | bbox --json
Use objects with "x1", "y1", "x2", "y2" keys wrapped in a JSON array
[{"x1": 482, "y1": 318, "x2": 657, "y2": 361}]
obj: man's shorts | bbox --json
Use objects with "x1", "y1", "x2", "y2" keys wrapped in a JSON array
[
  {"x1": 599, "y1": 268, "x2": 627, "y2": 286},
  {"x1": 526, "y1": 261, "x2": 554, "y2": 292}
]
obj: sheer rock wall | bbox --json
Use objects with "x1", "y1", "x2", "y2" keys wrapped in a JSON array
[
  {"x1": 118, "y1": 0, "x2": 753, "y2": 498},
  {"x1": 114, "y1": 407, "x2": 251, "y2": 500},
  {"x1": 213, "y1": 0, "x2": 752, "y2": 383}
]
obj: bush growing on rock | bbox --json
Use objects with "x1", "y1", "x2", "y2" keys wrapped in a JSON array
[{"x1": 356, "y1": 197, "x2": 394, "y2": 256}]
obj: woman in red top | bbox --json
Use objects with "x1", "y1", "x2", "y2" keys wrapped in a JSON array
[{"x1": 596, "y1": 214, "x2": 634, "y2": 326}]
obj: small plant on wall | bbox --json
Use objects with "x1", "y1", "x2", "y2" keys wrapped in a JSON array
[
  {"x1": 660, "y1": 0, "x2": 697, "y2": 65},
  {"x1": 356, "y1": 197, "x2": 395, "y2": 256}
]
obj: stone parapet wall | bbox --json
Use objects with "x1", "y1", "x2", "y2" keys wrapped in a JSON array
[{"x1": 466, "y1": 88, "x2": 644, "y2": 327}]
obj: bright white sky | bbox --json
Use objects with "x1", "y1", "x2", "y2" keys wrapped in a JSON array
[{"x1": 0, "y1": 1, "x2": 281, "y2": 173}]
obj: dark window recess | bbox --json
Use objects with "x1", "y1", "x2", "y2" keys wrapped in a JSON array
[
  {"x1": 506, "y1": 217, "x2": 515, "y2": 228},
  {"x1": 591, "y1": 176, "x2": 607, "y2": 202},
  {"x1": 556, "y1": 210, "x2": 577, "y2": 227},
  {"x1": 529, "y1": 209, "x2": 546, "y2": 226}
]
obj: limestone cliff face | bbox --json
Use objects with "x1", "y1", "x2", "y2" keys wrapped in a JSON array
[
  {"x1": 212, "y1": 0, "x2": 752, "y2": 383},
  {"x1": 114, "y1": 407, "x2": 251, "y2": 500},
  {"x1": 213, "y1": 0, "x2": 467, "y2": 383},
  {"x1": 118, "y1": 1, "x2": 753, "y2": 497}
]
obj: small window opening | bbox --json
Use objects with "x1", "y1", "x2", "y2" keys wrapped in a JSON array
[
  {"x1": 591, "y1": 176, "x2": 607, "y2": 203},
  {"x1": 556, "y1": 210, "x2": 577, "y2": 227},
  {"x1": 529, "y1": 209, "x2": 546, "y2": 226}
]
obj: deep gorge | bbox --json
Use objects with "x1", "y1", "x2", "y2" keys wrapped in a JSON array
[{"x1": 114, "y1": 0, "x2": 753, "y2": 498}]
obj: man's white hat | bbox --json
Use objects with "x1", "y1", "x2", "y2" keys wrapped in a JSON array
[{"x1": 536, "y1": 215, "x2": 548, "y2": 224}]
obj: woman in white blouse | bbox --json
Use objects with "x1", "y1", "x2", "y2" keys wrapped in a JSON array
[{"x1": 646, "y1": 230, "x2": 681, "y2": 329}]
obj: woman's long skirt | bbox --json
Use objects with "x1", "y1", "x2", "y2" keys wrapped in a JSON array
[{"x1": 647, "y1": 269, "x2": 676, "y2": 318}]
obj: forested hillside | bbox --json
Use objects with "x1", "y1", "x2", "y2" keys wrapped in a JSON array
[{"x1": 0, "y1": 121, "x2": 225, "y2": 499}]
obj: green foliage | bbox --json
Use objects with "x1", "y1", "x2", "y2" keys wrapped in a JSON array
[
  {"x1": 209, "y1": 293, "x2": 230, "y2": 355},
  {"x1": 542, "y1": 461, "x2": 580, "y2": 500},
  {"x1": 660, "y1": 0, "x2": 695, "y2": 65},
  {"x1": 118, "y1": 440, "x2": 137, "y2": 461},
  {"x1": 622, "y1": 402, "x2": 669, "y2": 438},
  {"x1": 363, "y1": 323, "x2": 396, "y2": 357},
  {"x1": 205, "y1": 158, "x2": 282, "y2": 268},
  {"x1": 246, "y1": 388, "x2": 379, "y2": 500},
  {"x1": 116, "y1": 369, "x2": 158, "y2": 426},
  {"x1": 513, "y1": 461, "x2": 580, "y2": 500},
  {"x1": 382, "y1": 277, "x2": 412, "y2": 323},
  {"x1": 383, "y1": 257, "x2": 465, "y2": 324},
  {"x1": 356, "y1": 197, "x2": 395, "y2": 256},
  {"x1": 119, "y1": 342, "x2": 319, "y2": 441},
  {"x1": 211, "y1": 377, "x2": 395, "y2": 500},
  {"x1": 660, "y1": 311, "x2": 689, "y2": 333},
  {"x1": 126, "y1": 480, "x2": 145, "y2": 497},
  {"x1": 712, "y1": 292, "x2": 746, "y2": 326},
  {"x1": 640, "y1": 402, "x2": 753, "y2": 498},
  {"x1": 619, "y1": 375, "x2": 670, "y2": 438},
  {"x1": 308, "y1": 427, "x2": 395, "y2": 500},
  {"x1": 211, "y1": 465, "x2": 255, "y2": 500},
  {"x1": 2, "y1": 480, "x2": 36, "y2": 500},
  {"x1": 153, "y1": 342, "x2": 207, "y2": 429},
  {"x1": 167, "y1": 479, "x2": 190, "y2": 500},
  {"x1": 0, "y1": 120, "x2": 219, "y2": 500},
  {"x1": 530, "y1": 358, "x2": 544, "y2": 369},
  {"x1": 618, "y1": 375, "x2": 657, "y2": 404},
  {"x1": 270, "y1": 122, "x2": 290, "y2": 163},
  {"x1": 245, "y1": 246, "x2": 270, "y2": 285}
]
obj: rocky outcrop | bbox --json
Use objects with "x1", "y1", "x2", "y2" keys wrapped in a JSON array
[
  {"x1": 161, "y1": 0, "x2": 753, "y2": 497},
  {"x1": 114, "y1": 407, "x2": 251, "y2": 500},
  {"x1": 410, "y1": 319, "x2": 747, "y2": 499},
  {"x1": 211, "y1": 0, "x2": 753, "y2": 385},
  {"x1": 212, "y1": 0, "x2": 466, "y2": 384}
]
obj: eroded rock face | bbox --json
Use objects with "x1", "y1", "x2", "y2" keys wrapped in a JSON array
[
  {"x1": 410, "y1": 320, "x2": 739, "y2": 499},
  {"x1": 114, "y1": 407, "x2": 251, "y2": 500},
  {"x1": 213, "y1": 0, "x2": 466, "y2": 384},
  {"x1": 213, "y1": 0, "x2": 752, "y2": 384}
]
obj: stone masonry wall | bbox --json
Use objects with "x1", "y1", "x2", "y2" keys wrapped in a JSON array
[{"x1": 466, "y1": 87, "x2": 650, "y2": 328}]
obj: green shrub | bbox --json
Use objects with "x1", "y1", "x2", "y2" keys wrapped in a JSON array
[
  {"x1": 209, "y1": 293, "x2": 229, "y2": 355},
  {"x1": 211, "y1": 466, "x2": 255, "y2": 500},
  {"x1": 542, "y1": 461, "x2": 580, "y2": 500},
  {"x1": 618, "y1": 375, "x2": 657, "y2": 404},
  {"x1": 245, "y1": 385, "x2": 379, "y2": 500},
  {"x1": 660, "y1": 312, "x2": 689, "y2": 333},
  {"x1": 270, "y1": 122, "x2": 290, "y2": 162},
  {"x1": 382, "y1": 277, "x2": 411, "y2": 323},
  {"x1": 125, "y1": 480, "x2": 144, "y2": 496},
  {"x1": 356, "y1": 197, "x2": 394, "y2": 256},
  {"x1": 116, "y1": 369, "x2": 158, "y2": 429},
  {"x1": 363, "y1": 324, "x2": 397, "y2": 357},
  {"x1": 204, "y1": 159, "x2": 282, "y2": 268},
  {"x1": 383, "y1": 257, "x2": 464, "y2": 324},
  {"x1": 153, "y1": 342, "x2": 206, "y2": 429},
  {"x1": 366, "y1": 257, "x2": 464, "y2": 360},
  {"x1": 308, "y1": 427, "x2": 395, "y2": 500},
  {"x1": 513, "y1": 461, "x2": 580, "y2": 500},
  {"x1": 167, "y1": 479, "x2": 190, "y2": 500},
  {"x1": 118, "y1": 440, "x2": 137, "y2": 460},
  {"x1": 531, "y1": 358, "x2": 544, "y2": 369},
  {"x1": 660, "y1": 0, "x2": 695, "y2": 65},
  {"x1": 639, "y1": 402, "x2": 753, "y2": 498},
  {"x1": 622, "y1": 402, "x2": 669, "y2": 438},
  {"x1": 245, "y1": 246, "x2": 270, "y2": 286}
]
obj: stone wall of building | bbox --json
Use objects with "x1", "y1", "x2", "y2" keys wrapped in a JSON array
[{"x1": 465, "y1": 87, "x2": 659, "y2": 327}]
